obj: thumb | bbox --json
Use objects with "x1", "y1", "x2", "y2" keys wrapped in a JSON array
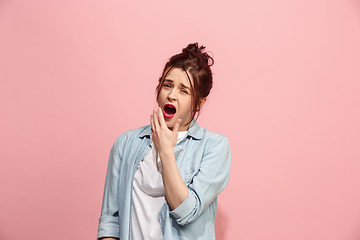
[{"x1": 173, "y1": 119, "x2": 181, "y2": 134}]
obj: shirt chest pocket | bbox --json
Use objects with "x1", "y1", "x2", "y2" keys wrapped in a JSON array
[
  {"x1": 178, "y1": 158, "x2": 201, "y2": 184},
  {"x1": 175, "y1": 144, "x2": 203, "y2": 184}
]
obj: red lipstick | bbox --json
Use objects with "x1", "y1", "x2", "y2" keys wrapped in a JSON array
[{"x1": 163, "y1": 104, "x2": 176, "y2": 119}]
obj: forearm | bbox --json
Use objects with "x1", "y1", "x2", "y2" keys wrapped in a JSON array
[{"x1": 159, "y1": 149, "x2": 189, "y2": 210}]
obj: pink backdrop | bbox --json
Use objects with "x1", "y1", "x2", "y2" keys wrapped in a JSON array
[{"x1": 1, "y1": 0, "x2": 360, "y2": 239}]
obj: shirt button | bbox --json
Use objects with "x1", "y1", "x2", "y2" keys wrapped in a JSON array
[{"x1": 163, "y1": 217, "x2": 166, "y2": 222}]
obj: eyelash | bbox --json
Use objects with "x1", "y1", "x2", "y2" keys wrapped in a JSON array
[{"x1": 162, "y1": 83, "x2": 189, "y2": 94}]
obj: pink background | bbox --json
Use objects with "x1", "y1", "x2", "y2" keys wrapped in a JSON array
[{"x1": 1, "y1": 0, "x2": 360, "y2": 239}]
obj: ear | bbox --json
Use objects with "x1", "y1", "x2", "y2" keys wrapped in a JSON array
[{"x1": 198, "y1": 97, "x2": 207, "y2": 111}]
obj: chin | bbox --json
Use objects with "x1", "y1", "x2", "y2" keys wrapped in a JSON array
[{"x1": 165, "y1": 121, "x2": 174, "y2": 130}]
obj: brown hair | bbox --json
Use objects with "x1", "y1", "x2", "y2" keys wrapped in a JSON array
[{"x1": 156, "y1": 42, "x2": 214, "y2": 126}]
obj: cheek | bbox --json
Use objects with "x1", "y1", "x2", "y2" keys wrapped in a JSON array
[
  {"x1": 157, "y1": 91, "x2": 165, "y2": 103},
  {"x1": 184, "y1": 99, "x2": 193, "y2": 115}
]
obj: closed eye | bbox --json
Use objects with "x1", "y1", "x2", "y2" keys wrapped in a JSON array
[
  {"x1": 163, "y1": 83, "x2": 171, "y2": 88},
  {"x1": 181, "y1": 89, "x2": 189, "y2": 94}
]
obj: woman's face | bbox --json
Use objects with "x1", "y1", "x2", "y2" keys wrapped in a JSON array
[{"x1": 157, "y1": 68, "x2": 193, "y2": 131}]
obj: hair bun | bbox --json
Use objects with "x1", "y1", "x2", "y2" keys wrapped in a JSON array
[
  {"x1": 182, "y1": 42, "x2": 214, "y2": 67},
  {"x1": 183, "y1": 43, "x2": 205, "y2": 54}
]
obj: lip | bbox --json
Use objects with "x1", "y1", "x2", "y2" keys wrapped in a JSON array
[{"x1": 163, "y1": 104, "x2": 176, "y2": 119}]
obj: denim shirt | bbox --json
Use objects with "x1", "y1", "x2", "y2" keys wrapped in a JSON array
[{"x1": 97, "y1": 121, "x2": 231, "y2": 240}]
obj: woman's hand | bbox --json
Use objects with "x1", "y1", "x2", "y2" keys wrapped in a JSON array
[
  {"x1": 150, "y1": 107, "x2": 188, "y2": 210},
  {"x1": 150, "y1": 107, "x2": 181, "y2": 155}
]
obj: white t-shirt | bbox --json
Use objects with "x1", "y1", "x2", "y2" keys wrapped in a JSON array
[{"x1": 130, "y1": 131, "x2": 188, "y2": 240}]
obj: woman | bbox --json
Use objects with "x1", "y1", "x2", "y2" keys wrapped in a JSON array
[{"x1": 97, "y1": 43, "x2": 231, "y2": 240}]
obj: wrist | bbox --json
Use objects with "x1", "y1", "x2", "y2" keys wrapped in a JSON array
[{"x1": 159, "y1": 147, "x2": 175, "y2": 161}]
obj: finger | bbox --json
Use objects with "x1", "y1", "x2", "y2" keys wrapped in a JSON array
[
  {"x1": 153, "y1": 109, "x2": 160, "y2": 130},
  {"x1": 157, "y1": 107, "x2": 167, "y2": 128},
  {"x1": 173, "y1": 118, "x2": 181, "y2": 134},
  {"x1": 150, "y1": 114, "x2": 154, "y2": 132}
]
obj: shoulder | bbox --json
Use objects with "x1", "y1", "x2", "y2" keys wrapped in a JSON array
[
  {"x1": 188, "y1": 121, "x2": 228, "y2": 142},
  {"x1": 197, "y1": 124, "x2": 229, "y2": 143},
  {"x1": 191, "y1": 125, "x2": 231, "y2": 168},
  {"x1": 112, "y1": 124, "x2": 151, "y2": 148},
  {"x1": 120, "y1": 124, "x2": 150, "y2": 138},
  {"x1": 193, "y1": 124, "x2": 230, "y2": 152}
]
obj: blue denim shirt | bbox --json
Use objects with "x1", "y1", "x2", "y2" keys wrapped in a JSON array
[{"x1": 97, "y1": 121, "x2": 231, "y2": 240}]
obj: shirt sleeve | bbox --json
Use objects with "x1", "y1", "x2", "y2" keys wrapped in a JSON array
[
  {"x1": 97, "y1": 135, "x2": 123, "y2": 239},
  {"x1": 169, "y1": 134, "x2": 231, "y2": 225}
]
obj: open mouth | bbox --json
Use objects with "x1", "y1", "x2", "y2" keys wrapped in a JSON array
[{"x1": 163, "y1": 104, "x2": 176, "y2": 119}]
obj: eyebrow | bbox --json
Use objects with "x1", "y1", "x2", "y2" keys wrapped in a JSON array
[{"x1": 164, "y1": 79, "x2": 191, "y2": 90}]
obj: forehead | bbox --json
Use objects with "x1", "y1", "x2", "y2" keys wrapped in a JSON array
[{"x1": 165, "y1": 68, "x2": 193, "y2": 86}]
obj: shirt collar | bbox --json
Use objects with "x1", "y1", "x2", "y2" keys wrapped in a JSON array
[{"x1": 139, "y1": 120, "x2": 202, "y2": 140}]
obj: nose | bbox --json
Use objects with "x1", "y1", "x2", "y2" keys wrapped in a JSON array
[{"x1": 167, "y1": 89, "x2": 177, "y2": 101}]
